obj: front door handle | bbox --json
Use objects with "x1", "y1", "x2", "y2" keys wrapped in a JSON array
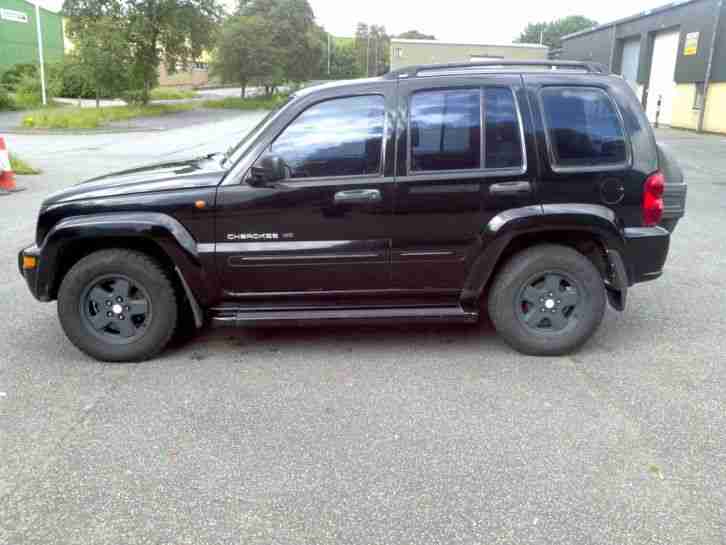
[
  {"x1": 490, "y1": 181, "x2": 532, "y2": 196},
  {"x1": 334, "y1": 189, "x2": 382, "y2": 205}
]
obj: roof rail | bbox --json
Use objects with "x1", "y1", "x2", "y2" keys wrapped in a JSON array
[{"x1": 385, "y1": 60, "x2": 610, "y2": 79}]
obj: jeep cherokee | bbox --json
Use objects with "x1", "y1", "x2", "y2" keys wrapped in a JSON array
[{"x1": 18, "y1": 60, "x2": 687, "y2": 362}]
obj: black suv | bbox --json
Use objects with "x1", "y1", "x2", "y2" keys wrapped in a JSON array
[{"x1": 18, "y1": 61, "x2": 687, "y2": 362}]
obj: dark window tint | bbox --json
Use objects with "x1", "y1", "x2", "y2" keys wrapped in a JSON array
[
  {"x1": 485, "y1": 87, "x2": 523, "y2": 169},
  {"x1": 410, "y1": 89, "x2": 481, "y2": 171},
  {"x1": 271, "y1": 95, "x2": 384, "y2": 179},
  {"x1": 541, "y1": 87, "x2": 627, "y2": 167}
]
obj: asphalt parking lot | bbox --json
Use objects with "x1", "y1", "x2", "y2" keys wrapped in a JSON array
[{"x1": 1, "y1": 117, "x2": 725, "y2": 544}]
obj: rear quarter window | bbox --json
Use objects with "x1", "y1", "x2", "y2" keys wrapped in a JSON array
[{"x1": 540, "y1": 87, "x2": 628, "y2": 169}]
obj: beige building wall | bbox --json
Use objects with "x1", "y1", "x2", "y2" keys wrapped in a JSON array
[
  {"x1": 158, "y1": 62, "x2": 209, "y2": 88},
  {"x1": 670, "y1": 82, "x2": 726, "y2": 134},
  {"x1": 702, "y1": 83, "x2": 726, "y2": 134},
  {"x1": 671, "y1": 84, "x2": 700, "y2": 130},
  {"x1": 390, "y1": 39, "x2": 548, "y2": 71}
]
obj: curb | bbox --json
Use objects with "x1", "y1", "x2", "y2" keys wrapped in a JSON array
[
  {"x1": 0, "y1": 126, "x2": 166, "y2": 135},
  {"x1": 0, "y1": 187, "x2": 27, "y2": 196}
]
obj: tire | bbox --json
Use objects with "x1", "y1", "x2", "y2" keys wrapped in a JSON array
[
  {"x1": 58, "y1": 249, "x2": 178, "y2": 362},
  {"x1": 487, "y1": 244, "x2": 606, "y2": 356}
]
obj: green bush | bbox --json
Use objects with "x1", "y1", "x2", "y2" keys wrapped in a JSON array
[
  {"x1": 1, "y1": 64, "x2": 37, "y2": 92},
  {"x1": 121, "y1": 89, "x2": 147, "y2": 105},
  {"x1": 58, "y1": 60, "x2": 96, "y2": 99},
  {"x1": 0, "y1": 86, "x2": 15, "y2": 111},
  {"x1": 14, "y1": 74, "x2": 46, "y2": 109},
  {"x1": 13, "y1": 70, "x2": 61, "y2": 109}
]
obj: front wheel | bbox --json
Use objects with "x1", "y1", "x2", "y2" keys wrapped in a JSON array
[
  {"x1": 58, "y1": 249, "x2": 178, "y2": 362},
  {"x1": 488, "y1": 244, "x2": 606, "y2": 356}
]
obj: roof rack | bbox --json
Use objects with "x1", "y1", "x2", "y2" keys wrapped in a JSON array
[{"x1": 385, "y1": 60, "x2": 610, "y2": 79}]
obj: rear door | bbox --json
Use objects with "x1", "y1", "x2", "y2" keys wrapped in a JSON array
[
  {"x1": 215, "y1": 89, "x2": 395, "y2": 295},
  {"x1": 525, "y1": 75, "x2": 642, "y2": 225},
  {"x1": 391, "y1": 75, "x2": 538, "y2": 290}
]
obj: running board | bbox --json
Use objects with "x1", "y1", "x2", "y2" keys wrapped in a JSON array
[{"x1": 210, "y1": 305, "x2": 479, "y2": 328}]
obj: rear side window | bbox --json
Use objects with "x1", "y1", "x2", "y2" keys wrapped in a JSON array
[
  {"x1": 485, "y1": 87, "x2": 523, "y2": 169},
  {"x1": 270, "y1": 95, "x2": 384, "y2": 179},
  {"x1": 540, "y1": 87, "x2": 627, "y2": 168},
  {"x1": 410, "y1": 89, "x2": 481, "y2": 171}
]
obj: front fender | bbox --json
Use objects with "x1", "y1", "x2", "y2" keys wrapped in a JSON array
[
  {"x1": 34, "y1": 212, "x2": 214, "y2": 304},
  {"x1": 461, "y1": 204, "x2": 626, "y2": 305}
]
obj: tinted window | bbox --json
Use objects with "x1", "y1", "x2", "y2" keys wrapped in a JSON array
[
  {"x1": 541, "y1": 87, "x2": 627, "y2": 167},
  {"x1": 485, "y1": 87, "x2": 523, "y2": 169},
  {"x1": 410, "y1": 89, "x2": 481, "y2": 171},
  {"x1": 270, "y1": 95, "x2": 384, "y2": 179}
]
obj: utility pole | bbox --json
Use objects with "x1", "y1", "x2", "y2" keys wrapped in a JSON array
[
  {"x1": 366, "y1": 33, "x2": 371, "y2": 77},
  {"x1": 34, "y1": 2, "x2": 47, "y2": 106},
  {"x1": 327, "y1": 33, "x2": 331, "y2": 76},
  {"x1": 699, "y1": 0, "x2": 723, "y2": 132}
]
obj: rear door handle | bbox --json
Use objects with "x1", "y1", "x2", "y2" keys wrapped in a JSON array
[
  {"x1": 490, "y1": 181, "x2": 532, "y2": 196},
  {"x1": 334, "y1": 189, "x2": 382, "y2": 205}
]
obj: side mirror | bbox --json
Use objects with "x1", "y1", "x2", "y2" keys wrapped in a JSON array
[{"x1": 249, "y1": 155, "x2": 286, "y2": 186}]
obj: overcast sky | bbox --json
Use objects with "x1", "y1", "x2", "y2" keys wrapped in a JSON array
[{"x1": 37, "y1": 0, "x2": 668, "y2": 43}]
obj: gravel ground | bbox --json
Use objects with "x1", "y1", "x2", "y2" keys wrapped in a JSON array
[{"x1": 0, "y1": 120, "x2": 725, "y2": 545}]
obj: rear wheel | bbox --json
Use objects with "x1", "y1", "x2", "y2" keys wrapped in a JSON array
[
  {"x1": 58, "y1": 249, "x2": 178, "y2": 362},
  {"x1": 488, "y1": 244, "x2": 606, "y2": 356}
]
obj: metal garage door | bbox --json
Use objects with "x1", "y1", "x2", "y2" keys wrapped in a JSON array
[
  {"x1": 646, "y1": 30, "x2": 679, "y2": 125},
  {"x1": 621, "y1": 37, "x2": 640, "y2": 84}
]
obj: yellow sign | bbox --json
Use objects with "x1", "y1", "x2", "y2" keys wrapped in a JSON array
[{"x1": 684, "y1": 32, "x2": 699, "y2": 56}]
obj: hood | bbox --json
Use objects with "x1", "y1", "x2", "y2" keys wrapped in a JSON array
[{"x1": 43, "y1": 155, "x2": 228, "y2": 206}]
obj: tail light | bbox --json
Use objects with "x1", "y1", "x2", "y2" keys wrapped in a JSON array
[{"x1": 642, "y1": 171, "x2": 665, "y2": 226}]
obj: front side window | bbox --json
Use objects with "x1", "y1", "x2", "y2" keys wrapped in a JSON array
[
  {"x1": 541, "y1": 87, "x2": 627, "y2": 168},
  {"x1": 410, "y1": 89, "x2": 481, "y2": 172},
  {"x1": 270, "y1": 95, "x2": 384, "y2": 179}
]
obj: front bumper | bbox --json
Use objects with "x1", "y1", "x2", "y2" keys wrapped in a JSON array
[
  {"x1": 18, "y1": 244, "x2": 50, "y2": 302},
  {"x1": 622, "y1": 226, "x2": 670, "y2": 285}
]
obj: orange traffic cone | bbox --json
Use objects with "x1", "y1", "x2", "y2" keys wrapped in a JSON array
[{"x1": 0, "y1": 136, "x2": 22, "y2": 194}]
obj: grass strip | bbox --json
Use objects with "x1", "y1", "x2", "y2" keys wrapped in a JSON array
[{"x1": 21, "y1": 103, "x2": 197, "y2": 129}]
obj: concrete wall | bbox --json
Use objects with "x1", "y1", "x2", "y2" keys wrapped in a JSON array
[{"x1": 390, "y1": 39, "x2": 548, "y2": 70}]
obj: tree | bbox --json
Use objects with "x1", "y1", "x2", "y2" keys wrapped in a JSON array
[
  {"x1": 65, "y1": 0, "x2": 224, "y2": 104},
  {"x1": 125, "y1": 0, "x2": 223, "y2": 103},
  {"x1": 213, "y1": 15, "x2": 283, "y2": 97},
  {"x1": 329, "y1": 41, "x2": 358, "y2": 79},
  {"x1": 354, "y1": 22, "x2": 390, "y2": 77},
  {"x1": 395, "y1": 30, "x2": 435, "y2": 40},
  {"x1": 237, "y1": 0, "x2": 320, "y2": 84},
  {"x1": 515, "y1": 15, "x2": 597, "y2": 51},
  {"x1": 63, "y1": 5, "x2": 132, "y2": 106}
]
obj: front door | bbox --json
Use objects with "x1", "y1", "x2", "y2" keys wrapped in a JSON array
[
  {"x1": 215, "y1": 92, "x2": 394, "y2": 296},
  {"x1": 390, "y1": 75, "x2": 537, "y2": 291}
]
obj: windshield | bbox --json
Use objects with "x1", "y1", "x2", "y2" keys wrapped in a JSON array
[{"x1": 222, "y1": 97, "x2": 293, "y2": 167}]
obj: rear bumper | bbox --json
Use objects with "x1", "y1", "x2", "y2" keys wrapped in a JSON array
[
  {"x1": 18, "y1": 244, "x2": 50, "y2": 302},
  {"x1": 660, "y1": 182, "x2": 687, "y2": 232},
  {"x1": 622, "y1": 226, "x2": 670, "y2": 285}
]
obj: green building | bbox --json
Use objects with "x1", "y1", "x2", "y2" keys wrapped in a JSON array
[{"x1": 0, "y1": 0, "x2": 64, "y2": 75}]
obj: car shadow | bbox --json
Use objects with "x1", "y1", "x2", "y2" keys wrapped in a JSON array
[{"x1": 166, "y1": 316, "x2": 501, "y2": 359}]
